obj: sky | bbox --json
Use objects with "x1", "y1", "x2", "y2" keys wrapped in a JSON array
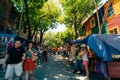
[
  {"x1": 50, "y1": 0, "x2": 108, "y2": 33},
  {"x1": 101, "y1": 0, "x2": 108, "y2": 4},
  {"x1": 50, "y1": 23, "x2": 66, "y2": 33}
]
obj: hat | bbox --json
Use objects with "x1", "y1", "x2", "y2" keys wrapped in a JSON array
[{"x1": 80, "y1": 44, "x2": 86, "y2": 47}]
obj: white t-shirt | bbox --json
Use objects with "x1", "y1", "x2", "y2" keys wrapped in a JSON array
[{"x1": 82, "y1": 52, "x2": 89, "y2": 61}]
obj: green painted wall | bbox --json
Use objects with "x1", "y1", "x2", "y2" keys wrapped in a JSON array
[
  {"x1": 92, "y1": 22, "x2": 108, "y2": 34},
  {"x1": 102, "y1": 22, "x2": 108, "y2": 34}
]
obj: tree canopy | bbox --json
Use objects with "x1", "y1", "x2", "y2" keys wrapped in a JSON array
[
  {"x1": 44, "y1": 27, "x2": 74, "y2": 48},
  {"x1": 59, "y1": 0, "x2": 101, "y2": 39},
  {"x1": 12, "y1": 0, "x2": 60, "y2": 44},
  {"x1": 11, "y1": 0, "x2": 101, "y2": 47}
]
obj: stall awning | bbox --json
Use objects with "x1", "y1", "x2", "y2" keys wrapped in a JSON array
[{"x1": 73, "y1": 34, "x2": 120, "y2": 61}]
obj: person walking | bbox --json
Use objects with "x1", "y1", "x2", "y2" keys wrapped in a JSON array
[
  {"x1": 3, "y1": 40, "x2": 26, "y2": 80},
  {"x1": 23, "y1": 42, "x2": 38, "y2": 80}
]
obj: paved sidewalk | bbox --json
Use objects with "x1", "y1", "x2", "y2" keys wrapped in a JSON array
[
  {"x1": 0, "y1": 54, "x2": 117, "y2": 80},
  {"x1": 0, "y1": 54, "x2": 95, "y2": 80}
]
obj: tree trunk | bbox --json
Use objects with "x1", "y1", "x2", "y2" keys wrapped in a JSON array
[
  {"x1": 39, "y1": 30, "x2": 43, "y2": 45},
  {"x1": 4, "y1": 0, "x2": 10, "y2": 33},
  {"x1": 74, "y1": 13, "x2": 78, "y2": 39},
  {"x1": 18, "y1": 9, "x2": 24, "y2": 36},
  {"x1": 31, "y1": 26, "x2": 37, "y2": 40},
  {"x1": 31, "y1": 14, "x2": 49, "y2": 41},
  {"x1": 24, "y1": 0, "x2": 32, "y2": 40},
  {"x1": 34, "y1": 31, "x2": 37, "y2": 42}
]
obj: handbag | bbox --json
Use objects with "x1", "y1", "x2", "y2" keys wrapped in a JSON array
[{"x1": 31, "y1": 54, "x2": 39, "y2": 61}]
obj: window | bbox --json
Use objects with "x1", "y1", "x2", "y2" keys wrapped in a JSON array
[
  {"x1": 108, "y1": 4, "x2": 114, "y2": 17},
  {"x1": 90, "y1": 18, "x2": 96, "y2": 28},
  {"x1": 109, "y1": 28, "x2": 118, "y2": 34}
]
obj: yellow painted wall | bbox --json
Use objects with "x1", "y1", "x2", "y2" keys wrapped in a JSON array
[
  {"x1": 112, "y1": 0, "x2": 120, "y2": 15},
  {"x1": 86, "y1": 30, "x2": 91, "y2": 36}
]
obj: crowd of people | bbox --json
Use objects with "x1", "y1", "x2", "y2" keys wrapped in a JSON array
[
  {"x1": 73, "y1": 44, "x2": 89, "y2": 80},
  {"x1": 2, "y1": 38, "x2": 95, "y2": 80},
  {"x1": 2, "y1": 39, "x2": 48, "y2": 80},
  {"x1": 59, "y1": 43, "x2": 93, "y2": 80}
]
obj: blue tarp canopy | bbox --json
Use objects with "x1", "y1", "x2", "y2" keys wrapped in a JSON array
[
  {"x1": 0, "y1": 34, "x2": 27, "y2": 46},
  {"x1": 0, "y1": 34, "x2": 15, "y2": 37},
  {"x1": 73, "y1": 34, "x2": 120, "y2": 61}
]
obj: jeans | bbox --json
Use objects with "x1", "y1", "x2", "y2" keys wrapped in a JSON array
[{"x1": 74, "y1": 58, "x2": 82, "y2": 71}]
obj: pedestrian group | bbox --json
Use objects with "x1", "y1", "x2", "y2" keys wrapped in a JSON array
[{"x1": 3, "y1": 39, "x2": 41, "y2": 80}]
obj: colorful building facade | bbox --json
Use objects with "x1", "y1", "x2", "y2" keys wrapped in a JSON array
[
  {"x1": 82, "y1": 0, "x2": 120, "y2": 35},
  {"x1": 0, "y1": 0, "x2": 19, "y2": 34},
  {"x1": 105, "y1": 0, "x2": 120, "y2": 34},
  {"x1": 0, "y1": 0, "x2": 28, "y2": 39}
]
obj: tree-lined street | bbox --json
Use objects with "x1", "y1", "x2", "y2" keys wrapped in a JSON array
[
  {"x1": 0, "y1": 54, "x2": 100, "y2": 80},
  {"x1": 1, "y1": 0, "x2": 120, "y2": 80}
]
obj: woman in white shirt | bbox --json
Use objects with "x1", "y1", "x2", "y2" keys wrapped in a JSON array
[{"x1": 79, "y1": 44, "x2": 89, "y2": 80}]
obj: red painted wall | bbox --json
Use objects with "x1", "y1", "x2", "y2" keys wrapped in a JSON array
[
  {"x1": 107, "y1": 14, "x2": 120, "y2": 33},
  {"x1": 83, "y1": 16, "x2": 94, "y2": 32}
]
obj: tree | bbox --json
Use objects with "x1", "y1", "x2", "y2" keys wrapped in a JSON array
[
  {"x1": 36, "y1": 0, "x2": 60, "y2": 44},
  {"x1": 59, "y1": 0, "x2": 101, "y2": 39},
  {"x1": 4, "y1": 0, "x2": 11, "y2": 33},
  {"x1": 44, "y1": 31, "x2": 62, "y2": 48},
  {"x1": 61, "y1": 27, "x2": 75, "y2": 43},
  {"x1": 44, "y1": 27, "x2": 75, "y2": 48},
  {"x1": 12, "y1": 0, "x2": 60, "y2": 44},
  {"x1": 23, "y1": 0, "x2": 48, "y2": 40},
  {"x1": 12, "y1": 0, "x2": 47, "y2": 40}
]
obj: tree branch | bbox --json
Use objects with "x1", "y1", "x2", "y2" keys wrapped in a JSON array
[
  {"x1": 24, "y1": 0, "x2": 32, "y2": 40},
  {"x1": 77, "y1": 5, "x2": 92, "y2": 27}
]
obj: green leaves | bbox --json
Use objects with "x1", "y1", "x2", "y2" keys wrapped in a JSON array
[
  {"x1": 59, "y1": 0, "x2": 100, "y2": 38},
  {"x1": 37, "y1": 0, "x2": 60, "y2": 32},
  {"x1": 44, "y1": 27, "x2": 74, "y2": 48},
  {"x1": 12, "y1": 0, "x2": 24, "y2": 11}
]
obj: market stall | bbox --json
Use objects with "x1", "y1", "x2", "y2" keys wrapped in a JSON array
[
  {"x1": 0, "y1": 34, "x2": 15, "y2": 65},
  {"x1": 73, "y1": 34, "x2": 120, "y2": 79}
]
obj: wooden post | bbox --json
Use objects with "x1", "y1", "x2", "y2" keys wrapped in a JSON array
[{"x1": 94, "y1": 0, "x2": 101, "y2": 34}]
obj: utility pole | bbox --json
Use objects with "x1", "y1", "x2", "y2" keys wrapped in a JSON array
[{"x1": 93, "y1": 0, "x2": 101, "y2": 34}]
